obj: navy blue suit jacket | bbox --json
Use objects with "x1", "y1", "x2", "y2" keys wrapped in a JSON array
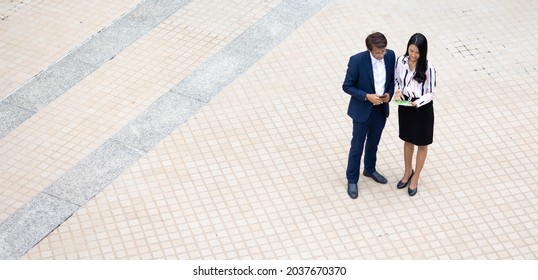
[{"x1": 342, "y1": 49, "x2": 396, "y2": 123}]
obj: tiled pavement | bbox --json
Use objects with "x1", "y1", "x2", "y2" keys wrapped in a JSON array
[{"x1": 0, "y1": 0, "x2": 537, "y2": 260}]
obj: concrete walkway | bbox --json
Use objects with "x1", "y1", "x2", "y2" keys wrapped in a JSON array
[{"x1": 1, "y1": 0, "x2": 537, "y2": 259}]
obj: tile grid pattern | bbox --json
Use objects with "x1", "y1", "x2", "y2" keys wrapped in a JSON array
[
  {"x1": 0, "y1": 0, "x2": 537, "y2": 260},
  {"x1": 0, "y1": 0, "x2": 328, "y2": 259},
  {"x1": 0, "y1": 0, "x2": 193, "y2": 139},
  {"x1": 0, "y1": 0, "x2": 281, "y2": 223},
  {"x1": 0, "y1": 0, "x2": 140, "y2": 99}
]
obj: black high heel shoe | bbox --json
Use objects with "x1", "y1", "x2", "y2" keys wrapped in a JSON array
[
  {"x1": 408, "y1": 183, "x2": 418, "y2": 196},
  {"x1": 396, "y1": 170, "x2": 414, "y2": 189}
]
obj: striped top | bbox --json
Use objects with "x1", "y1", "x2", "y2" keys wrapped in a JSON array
[{"x1": 394, "y1": 55, "x2": 437, "y2": 108}]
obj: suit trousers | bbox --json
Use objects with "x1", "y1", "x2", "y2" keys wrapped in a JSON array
[{"x1": 346, "y1": 105, "x2": 387, "y2": 184}]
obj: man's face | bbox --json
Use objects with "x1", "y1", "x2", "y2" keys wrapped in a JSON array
[{"x1": 370, "y1": 46, "x2": 386, "y2": 61}]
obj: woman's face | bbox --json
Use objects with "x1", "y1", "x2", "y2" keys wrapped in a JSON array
[{"x1": 408, "y1": 44, "x2": 420, "y2": 63}]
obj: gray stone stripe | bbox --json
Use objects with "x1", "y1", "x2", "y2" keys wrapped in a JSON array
[
  {"x1": 0, "y1": 0, "x2": 192, "y2": 139},
  {"x1": 0, "y1": 192, "x2": 80, "y2": 259},
  {"x1": 114, "y1": 0, "x2": 329, "y2": 153},
  {"x1": 0, "y1": 0, "x2": 328, "y2": 259}
]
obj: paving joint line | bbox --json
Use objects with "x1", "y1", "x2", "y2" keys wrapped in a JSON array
[
  {"x1": 0, "y1": 0, "x2": 192, "y2": 139},
  {"x1": 0, "y1": 0, "x2": 144, "y2": 105},
  {"x1": 0, "y1": 0, "x2": 329, "y2": 259}
]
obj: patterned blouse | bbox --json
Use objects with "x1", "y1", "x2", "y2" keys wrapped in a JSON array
[{"x1": 394, "y1": 55, "x2": 437, "y2": 108}]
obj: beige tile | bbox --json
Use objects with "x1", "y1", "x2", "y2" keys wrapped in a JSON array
[
  {"x1": 0, "y1": 0, "x2": 281, "y2": 220},
  {"x1": 0, "y1": 0, "x2": 140, "y2": 98},
  {"x1": 7, "y1": 0, "x2": 538, "y2": 260}
]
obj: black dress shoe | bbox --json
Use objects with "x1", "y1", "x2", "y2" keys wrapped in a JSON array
[
  {"x1": 408, "y1": 185, "x2": 418, "y2": 196},
  {"x1": 397, "y1": 170, "x2": 414, "y2": 189},
  {"x1": 362, "y1": 171, "x2": 387, "y2": 184},
  {"x1": 347, "y1": 183, "x2": 358, "y2": 199}
]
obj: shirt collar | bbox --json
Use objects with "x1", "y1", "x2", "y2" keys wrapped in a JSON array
[{"x1": 370, "y1": 52, "x2": 384, "y2": 65}]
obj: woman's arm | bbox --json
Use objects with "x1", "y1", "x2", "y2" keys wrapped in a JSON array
[{"x1": 413, "y1": 62, "x2": 436, "y2": 107}]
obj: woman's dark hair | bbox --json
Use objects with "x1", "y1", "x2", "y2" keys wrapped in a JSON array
[
  {"x1": 365, "y1": 32, "x2": 387, "y2": 51},
  {"x1": 405, "y1": 33, "x2": 428, "y2": 83}
]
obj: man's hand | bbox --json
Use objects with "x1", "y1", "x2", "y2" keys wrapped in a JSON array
[
  {"x1": 380, "y1": 93, "x2": 390, "y2": 103},
  {"x1": 367, "y1": 93, "x2": 390, "y2": 105}
]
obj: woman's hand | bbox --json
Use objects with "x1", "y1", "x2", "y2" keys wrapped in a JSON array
[{"x1": 394, "y1": 91, "x2": 404, "y2": 101}]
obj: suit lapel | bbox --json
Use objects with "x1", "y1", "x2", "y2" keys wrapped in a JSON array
[
  {"x1": 364, "y1": 53, "x2": 375, "y2": 90},
  {"x1": 383, "y1": 53, "x2": 391, "y2": 88}
]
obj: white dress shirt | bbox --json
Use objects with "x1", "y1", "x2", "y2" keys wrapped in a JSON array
[
  {"x1": 370, "y1": 53, "x2": 386, "y2": 96},
  {"x1": 394, "y1": 55, "x2": 437, "y2": 108}
]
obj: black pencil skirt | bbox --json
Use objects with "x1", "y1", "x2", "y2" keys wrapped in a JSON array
[{"x1": 398, "y1": 101, "x2": 434, "y2": 146}]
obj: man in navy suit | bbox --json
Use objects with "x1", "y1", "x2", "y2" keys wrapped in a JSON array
[{"x1": 342, "y1": 32, "x2": 395, "y2": 199}]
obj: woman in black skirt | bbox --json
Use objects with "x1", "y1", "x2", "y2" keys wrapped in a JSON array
[{"x1": 393, "y1": 33, "x2": 436, "y2": 196}]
